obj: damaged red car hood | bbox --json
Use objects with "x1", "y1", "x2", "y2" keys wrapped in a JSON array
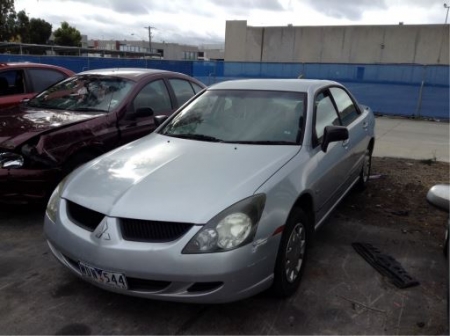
[{"x1": 0, "y1": 106, "x2": 104, "y2": 149}]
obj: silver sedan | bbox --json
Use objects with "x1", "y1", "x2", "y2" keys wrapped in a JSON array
[{"x1": 44, "y1": 79, "x2": 375, "y2": 303}]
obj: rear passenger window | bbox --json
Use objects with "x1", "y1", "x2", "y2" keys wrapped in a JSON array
[
  {"x1": 329, "y1": 87, "x2": 360, "y2": 126},
  {"x1": 314, "y1": 92, "x2": 340, "y2": 143},
  {"x1": 28, "y1": 69, "x2": 67, "y2": 93},
  {"x1": 169, "y1": 79, "x2": 196, "y2": 106}
]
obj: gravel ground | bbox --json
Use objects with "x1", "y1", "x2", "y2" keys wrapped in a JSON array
[{"x1": 337, "y1": 157, "x2": 449, "y2": 245}]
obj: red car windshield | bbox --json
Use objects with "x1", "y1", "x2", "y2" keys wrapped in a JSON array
[{"x1": 28, "y1": 75, "x2": 134, "y2": 112}]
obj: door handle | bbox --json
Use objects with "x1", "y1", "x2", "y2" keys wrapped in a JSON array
[
  {"x1": 342, "y1": 139, "x2": 349, "y2": 148},
  {"x1": 362, "y1": 121, "x2": 369, "y2": 130}
]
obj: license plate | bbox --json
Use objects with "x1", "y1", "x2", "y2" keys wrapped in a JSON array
[{"x1": 78, "y1": 261, "x2": 128, "y2": 290}]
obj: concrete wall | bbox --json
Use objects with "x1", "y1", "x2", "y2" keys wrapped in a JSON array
[
  {"x1": 225, "y1": 21, "x2": 449, "y2": 65},
  {"x1": 224, "y1": 21, "x2": 247, "y2": 61}
]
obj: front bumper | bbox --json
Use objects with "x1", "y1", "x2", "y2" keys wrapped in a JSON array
[
  {"x1": 44, "y1": 199, "x2": 279, "y2": 303},
  {"x1": 0, "y1": 167, "x2": 61, "y2": 203}
]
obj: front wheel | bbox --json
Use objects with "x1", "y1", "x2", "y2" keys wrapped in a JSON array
[{"x1": 272, "y1": 208, "x2": 310, "y2": 298}]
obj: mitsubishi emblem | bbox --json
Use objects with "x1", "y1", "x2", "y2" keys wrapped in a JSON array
[{"x1": 95, "y1": 221, "x2": 111, "y2": 240}]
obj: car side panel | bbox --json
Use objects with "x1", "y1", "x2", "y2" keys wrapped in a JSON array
[
  {"x1": 343, "y1": 108, "x2": 371, "y2": 185},
  {"x1": 0, "y1": 93, "x2": 34, "y2": 109},
  {"x1": 308, "y1": 142, "x2": 349, "y2": 222},
  {"x1": 255, "y1": 85, "x2": 376, "y2": 237}
]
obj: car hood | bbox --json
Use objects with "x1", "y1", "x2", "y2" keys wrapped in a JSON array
[
  {"x1": 63, "y1": 134, "x2": 300, "y2": 224},
  {"x1": 0, "y1": 106, "x2": 104, "y2": 149}
]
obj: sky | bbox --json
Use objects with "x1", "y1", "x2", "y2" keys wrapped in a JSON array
[{"x1": 14, "y1": 0, "x2": 449, "y2": 46}]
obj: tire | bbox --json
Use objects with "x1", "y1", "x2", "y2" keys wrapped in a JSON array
[
  {"x1": 356, "y1": 147, "x2": 372, "y2": 191},
  {"x1": 272, "y1": 208, "x2": 310, "y2": 298}
]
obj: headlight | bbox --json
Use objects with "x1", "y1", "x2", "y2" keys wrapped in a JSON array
[
  {"x1": 46, "y1": 176, "x2": 69, "y2": 223},
  {"x1": 183, "y1": 194, "x2": 266, "y2": 254},
  {"x1": 0, "y1": 152, "x2": 24, "y2": 168}
]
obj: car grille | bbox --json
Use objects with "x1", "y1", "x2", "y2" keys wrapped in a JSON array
[
  {"x1": 187, "y1": 282, "x2": 223, "y2": 293},
  {"x1": 66, "y1": 201, "x2": 105, "y2": 232},
  {"x1": 126, "y1": 277, "x2": 171, "y2": 292},
  {"x1": 120, "y1": 218, "x2": 193, "y2": 242}
]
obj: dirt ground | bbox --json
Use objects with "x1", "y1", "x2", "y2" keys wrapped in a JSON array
[{"x1": 337, "y1": 157, "x2": 449, "y2": 244}]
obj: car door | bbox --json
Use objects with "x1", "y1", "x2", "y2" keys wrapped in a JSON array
[
  {"x1": 329, "y1": 87, "x2": 368, "y2": 186},
  {"x1": 309, "y1": 90, "x2": 349, "y2": 223},
  {"x1": 118, "y1": 78, "x2": 173, "y2": 144}
]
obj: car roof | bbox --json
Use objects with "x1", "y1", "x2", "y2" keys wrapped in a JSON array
[
  {"x1": 77, "y1": 68, "x2": 176, "y2": 81},
  {"x1": 208, "y1": 79, "x2": 340, "y2": 93},
  {"x1": 0, "y1": 62, "x2": 73, "y2": 73}
]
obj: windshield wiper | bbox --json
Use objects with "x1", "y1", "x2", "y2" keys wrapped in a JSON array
[
  {"x1": 27, "y1": 103, "x2": 65, "y2": 110},
  {"x1": 168, "y1": 133, "x2": 222, "y2": 142},
  {"x1": 224, "y1": 140, "x2": 298, "y2": 145},
  {"x1": 70, "y1": 107, "x2": 108, "y2": 112}
]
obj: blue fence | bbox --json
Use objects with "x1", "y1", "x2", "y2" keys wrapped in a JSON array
[{"x1": 1, "y1": 54, "x2": 448, "y2": 119}]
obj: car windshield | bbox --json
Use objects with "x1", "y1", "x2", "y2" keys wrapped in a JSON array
[
  {"x1": 28, "y1": 75, "x2": 134, "y2": 112},
  {"x1": 160, "y1": 90, "x2": 306, "y2": 145}
]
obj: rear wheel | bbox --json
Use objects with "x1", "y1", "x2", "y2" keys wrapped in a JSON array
[
  {"x1": 272, "y1": 208, "x2": 310, "y2": 298},
  {"x1": 356, "y1": 147, "x2": 372, "y2": 191}
]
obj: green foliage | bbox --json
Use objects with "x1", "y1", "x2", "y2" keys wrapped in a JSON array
[
  {"x1": 53, "y1": 21, "x2": 82, "y2": 47},
  {"x1": 0, "y1": 0, "x2": 16, "y2": 42},
  {"x1": 15, "y1": 10, "x2": 30, "y2": 42},
  {"x1": 0, "y1": 0, "x2": 53, "y2": 54},
  {"x1": 0, "y1": 1, "x2": 81, "y2": 54},
  {"x1": 29, "y1": 18, "x2": 52, "y2": 44}
]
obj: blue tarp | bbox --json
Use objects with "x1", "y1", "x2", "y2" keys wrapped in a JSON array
[{"x1": 1, "y1": 54, "x2": 448, "y2": 118}]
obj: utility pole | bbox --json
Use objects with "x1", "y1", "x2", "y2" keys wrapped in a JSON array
[
  {"x1": 144, "y1": 26, "x2": 156, "y2": 53},
  {"x1": 445, "y1": 3, "x2": 450, "y2": 24}
]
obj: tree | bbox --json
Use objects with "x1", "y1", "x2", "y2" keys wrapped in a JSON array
[
  {"x1": 53, "y1": 21, "x2": 82, "y2": 47},
  {"x1": 29, "y1": 18, "x2": 52, "y2": 44},
  {"x1": 15, "y1": 10, "x2": 30, "y2": 43},
  {"x1": 0, "y1": 0, "x2": 16, "y2": 42}
]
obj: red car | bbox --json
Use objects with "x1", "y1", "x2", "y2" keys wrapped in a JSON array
[
  {"x1": 0, "y1": 68, "x2": 205, "y2": 203},
  {"x1": 0, "y1": 62, "x2": 74, "y2": 109}
]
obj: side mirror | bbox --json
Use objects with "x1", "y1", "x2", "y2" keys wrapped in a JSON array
[
  {"x1": 321, "y1": 126, "x2": 349, "y2": 153},
  {"x1": 135, "y1": 107, "x2": 154, "y2": 118},
  {"x1": 21, "y1": 98, "x2": 30, "y2": 105},
  {"x1": 426, "y1": 184, "x2": 450, "y2": 212},
  {"x1": 154, "y1": 115, "x2": 169, "y2": 127}
]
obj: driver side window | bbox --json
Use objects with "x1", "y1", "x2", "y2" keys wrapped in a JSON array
[
  {"x1": 314, "y1": 91, "x2": 340, "y2": 144},
  {"x1": 329, "y1": 87, "x2": 360, "y2": 126},
  {"x1": 132, "y1": 80, "x2": 171, "y2": 116}
]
